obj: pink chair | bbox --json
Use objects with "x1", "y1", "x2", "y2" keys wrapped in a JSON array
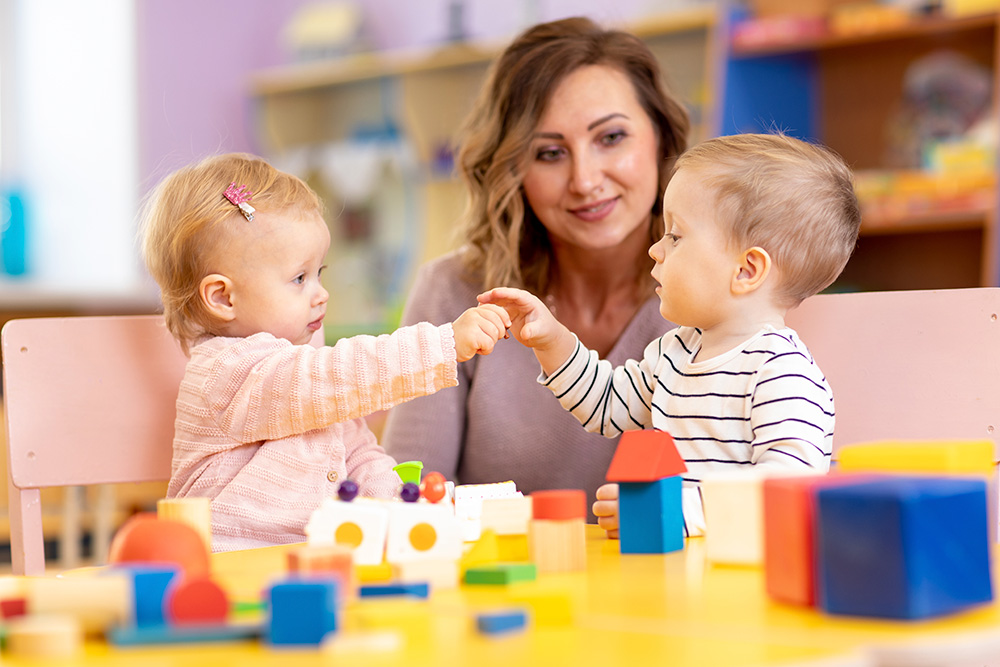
[
  {"x1": 1, "y1": 315, "x2": 186, "y2": 575},
  {"x1": 786, "y1": 288, "x2": 1000, "y2": 458}
]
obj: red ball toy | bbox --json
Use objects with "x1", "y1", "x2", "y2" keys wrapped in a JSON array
[{"x1": 420, "y1": 471, "x2": 448, "y2": 503}]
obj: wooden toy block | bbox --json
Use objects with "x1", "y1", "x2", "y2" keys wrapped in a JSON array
[
  {"x1": 166, "y1": 577, "x2": 229, "y2": 625},
  {"x1": 268, "y1": 578, "x2": 339, "y2": 646},
  {"x1": 385, "y1": 501, "x2": 462, "y2": 564},
  {"x1": 701, "y1": 472, "x2": 768, "y2": 566},
  {"x1": 156, "y1": 496, "x2": 212, "y2": 551},
  {"x1": 460, "y1": 529, "x2": 500, "y2": 571},
  {"x1": 305, "y1": 497, "x2": 390, "y2": 565},
  {"x1": 497, "y1": 534, "x2": 530, "y2": 561},
  {"x1": 356, "y1": 562, "x2": 394, "y2": 583},
  {"x1": 618, "y1": 477, "x2": 684, "y2": 554},
  {"x1": 837, "y1": 439, "x2": 994, "y2": 475},
  {"x1": 6, "y1": 613, "x2": 83, "y2": 659},
  {"x1": 108, "y1": 622, "x2": 263, "y2": 646},
  {"x1": 26, "y1": 572, "x2": 132, "y2": 635},
  {"x1": 358, "y1": 582, "x2": 430, "y2": 599},
  {"x1": 508, "y1": 591, "x2": 573, "y2": 627},
  {"x1": 1, "y1": 597, "x2": 27, "y2": 618},
  {"x1": 464, "y1": 563, "x2": 537, "y2": 585},
  {"x1": 108, "y1": 513, "x2": 211, "y2": 580},
  {"x1": 393, "y1": 558, "x2": 459, "y2": 591},
  {"x1": 763, "y1": 473, "x2": 875, "y2": 606},
  {"x1": 816, "y1": 476, "x2": 993, "y2": 619},
  {"x1": 529, "y1": 490, "x2": 587, "y2": 573},
  {"x1": 606, "y1": 430, "x2": 687, "y2": 481},
  {"x1": 480, "y1": 495, "x2": 533, "y2": 535},
  {"x1": 475, "y1": 609, "x2": 528, "y2": 635},
  {"x1": 114, "y1": 563, "x2": 181, "y2": 627},
  {"x1": 454, "y1": 480, "x2": 520, "y2": 541},
  {"x1": 287, "y1": 544, "x2": 356, "y2": 599},
  {"x1": 323, "y1": 630, "x2": 403, "y2": 654}
]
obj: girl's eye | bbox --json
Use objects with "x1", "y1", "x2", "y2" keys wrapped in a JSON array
[
  {"x1": 293, "y1": 273, "x2": 306, "y2": 285},
  {"x1": 318, "y1": 265, "x2": 327, "y2": 279}
]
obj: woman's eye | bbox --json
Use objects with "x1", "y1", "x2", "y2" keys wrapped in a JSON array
[
  {"x1": 600, "y1": 130, "x2": 627, "y2": 146},
  {"x1": 535, "y1": 147, "x2": 564, "y2": 162}
]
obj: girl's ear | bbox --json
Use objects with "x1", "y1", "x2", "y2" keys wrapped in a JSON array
[
  {"x1": 731, "y1": 246, "x2": 772, "y2": 295},
  {"x1": 199, "y1": 274, "x2": 236, "y2": 322}
]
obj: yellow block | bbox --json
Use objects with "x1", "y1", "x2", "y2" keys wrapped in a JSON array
[
  {"x1": 837, "y1": 440, "x2": 994, "y2": 475},
  {"x1": 459, "y1": 529, "x2": 500, "y2": 572},
  {"x1": 497, "y1": 534, "x2": 530, "y2": 562},
  {"x1": 355, "y1": 562, "x2": 393, "y2": 583}
]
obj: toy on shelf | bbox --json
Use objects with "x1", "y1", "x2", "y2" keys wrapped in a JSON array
[{"x1": 605, "y1": 430, "x2": 686, "y2": 555}]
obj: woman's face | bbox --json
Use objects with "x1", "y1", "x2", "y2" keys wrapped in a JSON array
[{"x1": 522, "y1": 64, "x2": 661, "y2": 253}]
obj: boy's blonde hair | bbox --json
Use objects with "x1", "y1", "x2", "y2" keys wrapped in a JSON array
[
  {"x1": 676, "y1": 133, "x2": 860, "y2": 306},
  {"x1": 139, "y1": 153, "x2": 322, "y2": 353}
]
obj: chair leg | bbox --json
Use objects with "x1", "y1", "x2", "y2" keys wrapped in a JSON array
[
  {"x1": 92, "y1": 484, "x2": 116, "y2": 565},
  {"x1": 7, "y1": 476, "x2": 46, "y2": 576},
  {"x1": 60, "y1": 485, "x2": 83, "y2": 569}
]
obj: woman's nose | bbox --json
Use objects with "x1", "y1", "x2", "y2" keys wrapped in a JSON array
[{"x1": 569, "y1": 152, "x2": 603, "y2": 195}]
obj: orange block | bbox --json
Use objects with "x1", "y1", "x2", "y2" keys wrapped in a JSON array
[
  {"x1": 531, "y1": 490, "x2": 586, "y2": 520},
  {"x1": 605, "y1": 430, "x2": 686, "y2": 482},
  {"x1": 763, "y1": 473, "x2": 882, "y2": 606},
  {"x1": 287, "y1": 544, "x2": 356, "y2": 599}
]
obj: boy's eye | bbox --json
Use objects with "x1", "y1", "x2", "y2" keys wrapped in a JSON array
[{"x1": 666, "y1": 233, "x2": 680, "y2": 245}]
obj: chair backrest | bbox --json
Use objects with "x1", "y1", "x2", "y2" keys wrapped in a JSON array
[
  {"x1": 2, "y1": 315, "x2": 187, "y2": 575},
  {"x1": 785, "y1": 288, "x2": 1000, "y2": 459}
]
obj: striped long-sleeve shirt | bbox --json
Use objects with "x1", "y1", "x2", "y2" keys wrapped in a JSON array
[
  {"x1": 169, "y1": 323, "x2": 458, "y2": 552},
  {"x1": 540, "y1": 325, "x2": 833, "y2": 535}
]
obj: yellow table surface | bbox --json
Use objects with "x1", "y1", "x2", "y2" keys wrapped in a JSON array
[{"x1": 10, "y1": 525, "x2": 1000, "y2": 666}]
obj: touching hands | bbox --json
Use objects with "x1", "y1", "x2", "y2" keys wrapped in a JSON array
[
  {"x1": 477, "y1": 287, "x2": 576, "y2": 375},
  {"x1": 593, "y1": 483, "x2": 620, "y2": 540},
  {"x1": 452, "y1": 303, "x2": 512, "y2": 362}
]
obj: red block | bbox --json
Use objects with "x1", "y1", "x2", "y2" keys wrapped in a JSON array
[
  {"x1": 763, "y1": 473, "x2": 882, "y2": 606},
  {"x1": 166, "y1": 577, "x2": 229, "y2": 625}
]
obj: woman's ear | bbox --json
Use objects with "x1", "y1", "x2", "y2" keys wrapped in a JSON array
[
  {"x1": 731, "y1": 246, "x2": 772, "y2": 296},
  {"x1": 199, "y1": 274, "x2": 236, "y2": 322}
]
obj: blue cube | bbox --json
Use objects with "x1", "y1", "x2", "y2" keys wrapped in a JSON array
[
  {"x1": 619, "y1": 477, "x2": 684, "y2": 554},
  {"x1": 268, "y1": 578, "x2": 339, "y2": 645},
  {"x1": 114, "y1": 563, "x2": 180, "y2": 627},
  {"x1": 816, "y1": 476, "x2": 993, "y2": 619}
]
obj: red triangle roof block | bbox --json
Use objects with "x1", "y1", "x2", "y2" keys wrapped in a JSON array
[{"x1": 605, "y1": 430, "x2": 687, "y2": 482}]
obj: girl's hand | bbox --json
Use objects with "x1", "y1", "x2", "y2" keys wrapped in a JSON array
[
  {"x1": 593, "y1": 483, "x2": 620, "y2": 540},
  {"x1": 477, "y1": 287, "x2": 576, "y2": 375},
  {"x1": 452, "y1": 303, "x2": 511, "y2": 362}
]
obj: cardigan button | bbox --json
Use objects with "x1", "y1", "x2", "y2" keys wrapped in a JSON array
[{"x1": 327, "y1": 471, "x2": 339, "y2": 483}]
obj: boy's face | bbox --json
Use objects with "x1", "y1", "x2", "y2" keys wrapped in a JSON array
[
  {"x1": 649, "y1": 167, "x2": 740, "y2": 328},
  {"x1": 221, "y1": 207, "x2": 331, "y2": 345}
]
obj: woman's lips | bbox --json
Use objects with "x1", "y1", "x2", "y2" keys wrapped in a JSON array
[{"x1": 570, "y1": 197, "x2": 618, "y2": 222}]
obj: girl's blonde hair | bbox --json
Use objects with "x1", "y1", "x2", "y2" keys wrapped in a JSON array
[
  {"x1": 676, "y1": 133, "x2": 861, "y2": 306},
  {"x1": 139, "y1": 153, "x2": 322, "y2": 352},
  {"x1": 456, "y1": 16, "x2": 690, "y2": 294}
]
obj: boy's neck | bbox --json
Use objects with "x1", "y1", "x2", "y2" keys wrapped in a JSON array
[{"x1": 694, "y1": 300, "x2": 787, "y2": 362}]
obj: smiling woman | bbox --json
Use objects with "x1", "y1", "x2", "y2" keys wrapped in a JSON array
[{"x1": 381, "y1": 16, "x2": 690, "y2": 519}]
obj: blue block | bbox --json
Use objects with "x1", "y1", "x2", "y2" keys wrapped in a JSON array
[
  {"x1": 358, "y1": 582, "x2": 429, "y2": 599},
  {"x1": 113, "y1": 564, "x2": 180, "y2": 627},
  {"x1": 268, "y1": 579, "x2": 339, "y2": 645},
  {"x1": 816, "y1": 476, "x2": 993, "y2": 619},
  {"x1": 619, "y1": 477, "x2": 684, "y2": 554},
  {"x1": 476, "y1": 609, "x2": 528, "y2": 635}
]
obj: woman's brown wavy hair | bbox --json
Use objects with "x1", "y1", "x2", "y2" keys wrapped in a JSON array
[{"x1": 455, "y1": 16, "x2": 690, "y2": 294}]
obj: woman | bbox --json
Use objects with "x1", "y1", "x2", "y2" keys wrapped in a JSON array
[{"x1": 381, "y1": 16, "x2": 689, "y2": 522}]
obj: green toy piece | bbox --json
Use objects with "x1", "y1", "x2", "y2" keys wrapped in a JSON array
[{"x1": 393, "y1": 460, "x2": 424, "y2": 485}]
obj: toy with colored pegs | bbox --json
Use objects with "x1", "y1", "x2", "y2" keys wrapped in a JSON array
[
  {"x1": 338, "y1": 479, "x2": 359, "y2": 502},
  {"x1": 400, "y1": 482, "x2": 421, "y2": 503},
  {"x1": 420, "y1": 471, "x2": 447, "y2": 503}
]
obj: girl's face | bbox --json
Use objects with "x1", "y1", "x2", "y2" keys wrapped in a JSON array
[
  {"x1": 221, "y1": 207, "x2": 331, "y2": 345},
  {"x1": 521, "y1": 64, "x2": 661, "y2": 254}
]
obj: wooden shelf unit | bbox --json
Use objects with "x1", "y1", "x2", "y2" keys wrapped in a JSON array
[{"x1": 719, "y1": 9, "x2": 1000, "y2": 291}]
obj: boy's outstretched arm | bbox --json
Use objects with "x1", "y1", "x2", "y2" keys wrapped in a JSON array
[
  {"x1": 452, "y1": 303, "x2": 511, "y2": 362},
  {"x1": 477, "y1": 287, "x2": 577, "y2": 375}
]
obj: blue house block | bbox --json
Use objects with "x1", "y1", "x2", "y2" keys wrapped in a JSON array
[
  {"x1": 816, "y1": 476, "x2": 993, "y2": 619},
  {"x1": 268, "y1": 578, "x2": 339, "y2": 645},
  {"x1": 619, "y1": 476, "x2": 684, "y2": 554},
  {"x1": 114, "y1": 564, "x2": 180, "y2": 627}
]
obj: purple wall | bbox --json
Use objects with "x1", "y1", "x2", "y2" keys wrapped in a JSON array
[{"x1": 137, "y1": 0, "x2": 658, "y2": 191}]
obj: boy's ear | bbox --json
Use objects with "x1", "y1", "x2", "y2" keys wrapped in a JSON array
[
  {"x1": 731, "y1": 246, "x2": 772, "y2": 295},
  {"x1": 199, "y1": 274, "x2": 236, "y2": 322}
]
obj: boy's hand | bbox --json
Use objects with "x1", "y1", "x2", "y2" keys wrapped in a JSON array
[
  {"x1": 593, "y1": 483, "x2": 620, "y2": 540},
  {"x1": 452, "y1": 303, "x2": 511, "y2": 362},
  {"x1": 477, "y1": 287, "x2": 576, "y2": 375}
]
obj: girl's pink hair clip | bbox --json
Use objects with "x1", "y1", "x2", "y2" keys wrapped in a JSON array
[{"x1": 223, "y1": 182, "x2": 255, "y2": 221}]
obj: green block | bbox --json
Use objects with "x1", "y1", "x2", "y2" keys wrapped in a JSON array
[{"x1": 464, "y1": 563, "x2": 537, "y2": 585}]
